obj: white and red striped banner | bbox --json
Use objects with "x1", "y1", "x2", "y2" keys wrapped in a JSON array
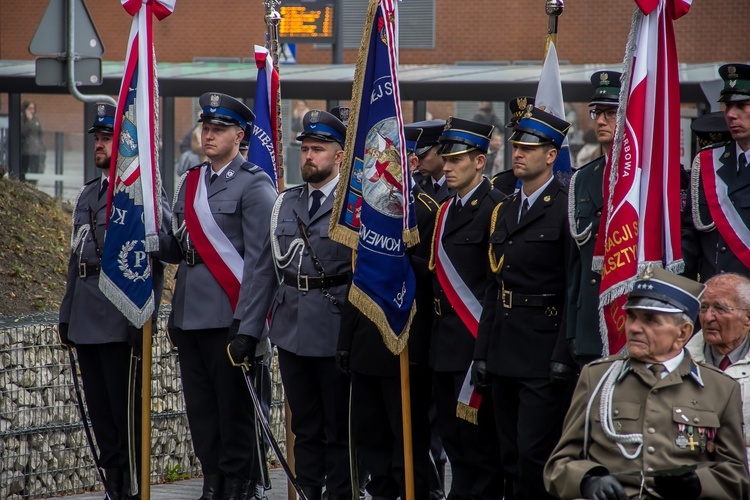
[
  {"x1": 433, "y1": 202, "x2": 483, "y2": 423},
  {"x1": 183, "y1": 166, "x2": 244, "y2": 311},
  {"x1": 594, "y1": 0, "x2": 690, "y2": 354}
]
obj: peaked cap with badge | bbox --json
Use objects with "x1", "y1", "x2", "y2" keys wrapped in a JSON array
[
  {"x1": 589, "y1": 70, "x2": 622, "y2": 107},
  {"x1": 329, "y1": 106, "x2": 351, "y2": 127},
  {"x1": 506, "y1": 96, "x2": 535, "y2": 128},
  {"x1": 296, "y1": 109, "x2": 347, "y2": 148},
  {"x1": 198, "y1": 92, "x2": 255, "y2": 129},
  {"x1": 508, "y1": 106, "x2": 571, "y2": 149},
  {"x1": 691, "y1": 111, "x2": 732, "y2": 149},
  {"x1": 88, "y1": 103, "x2": 117, "y2": 134},
  {"x1": 624, "y1": 265, "x2": 705, "y2": 322},
  {"x1": 718, "y1": 63, "x2": 750, "y2": 103},
  {"x1": 405, "y1": 119, "x2": 445, "y2": 156},
  {"x1": 436, "y1": 117, "x2": 493, "y2": 157}
]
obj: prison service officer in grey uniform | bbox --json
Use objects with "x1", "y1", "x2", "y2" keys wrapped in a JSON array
[
  {"x1": 229, "y1": 110, "x2": 353, "y2": 500},
  {"x1": 58, "y1": 103, "x2": 171, "y2": 500},
  {"x1": 160, "y1": 92, "x2": 277, "y2": 500}
]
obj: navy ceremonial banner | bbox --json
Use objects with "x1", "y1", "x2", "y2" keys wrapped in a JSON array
[
  {"x1": 99, "y1": 0, "x2": 174, "y2": 327},
  {"x1": 249, "y1": 45, "x2": 279, "y2": 190},
  {"x1": 330, "y1": 0, "x2": 418, "y2": 355}
]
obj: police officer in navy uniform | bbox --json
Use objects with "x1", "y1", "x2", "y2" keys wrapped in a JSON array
[
  {"x1": 566, "y1": 71, "x2": 621, "y2": 367},
  {"x1": 682, "y1": 64, "x2": 750, "y2": 282},
  {"x1": 161, "y1": 92, "x2": 277, "y2": 500},
  {"x1": 473, "y1": 106, "x2": 576, "y2": 500},
  {"x1": 336, "y1": 123, "x2": 438, "y2": 500},
  {"x1": 229, "y1": 110, "x2": 353, "y2": 500},
  {"x1": 411, "y1": 120, "x2": 455, "y2": 204},
  {"x1": 428, "y1": 117, "x2": 505, "y2": 499},
  {"x1": 491, "y1": 96, "x2": 535, "y2": 197},
  {"x1": 59, "y1": 103, "x2": 171, "y2": 500}
]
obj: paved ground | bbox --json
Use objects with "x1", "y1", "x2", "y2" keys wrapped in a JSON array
[{"x1": 53, "y1": 466, "x2": 452, "y2": 499}]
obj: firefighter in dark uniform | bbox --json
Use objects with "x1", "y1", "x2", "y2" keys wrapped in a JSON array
[
  {"x1": 683, "y1": 64, "x2": 750, "y2": 282},
  {"x1": 491, "y1": 96, "x2": 535, "y2": 197},
  {"x1": 473, "y1": 106, "x2": 576, "y2": 500},
  {"x1": 566, "y1": 71, "x2": 621, "y2": 367},
  {"x1": 336, "y1": 124, "x2": 438, "y2": 500},
  {"x1": 161, "y1": 93, "x2": 277, "y2": 500},
  {"x1": 229, "y1": 110, "x2": 353, "y2": 500},
  {"x1": 58, "y1": 103, "x2": 171, "y2": 500},
  {"x1": 411, "y1": 120, "x2": 455, "y2": 204},
  {"x1": 428, "y1": 117, "x2": 505, "y2": 499}
]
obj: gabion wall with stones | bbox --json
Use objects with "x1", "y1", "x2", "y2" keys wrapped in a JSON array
[{"x1": 0, "y1": 309, "x2": 287, "y2": 500}]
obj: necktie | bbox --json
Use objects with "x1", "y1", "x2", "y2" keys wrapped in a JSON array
[
  {"x1": 519, "y1": 198, "x2": 530, "y2": 221},
  {"x1": 649, "y1": 363, "x2": 667, "y2": 380},
  {"x1": 433, "y1": 182, "x2": 441, "y2": 193},
  {"x1": 455, "y1": 199, "x2": 463, "y2": 211},
  {"x1": 309, "y1": 190, "x2": 324, "y2": 218},
  {"x1": 210, "y1": 172, "x2": 218, "y2": 185},
  {"x1": 739, "y1": 153, "x2": 748, "y2": 176},
  {"x1": 98, "y1": 178, "x2": 108, "y2": 199},
  {"x1": 719, "y1": 355, "x2": 731, "y2": 371}
]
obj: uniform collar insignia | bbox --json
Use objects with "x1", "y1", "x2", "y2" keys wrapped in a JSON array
[
  {"x1": 617, "y1": 359, "x2": 633, "y2": 381},
  {"x1": 226, "y1": 169, "x2": 235, "y2": 179},
  {"x1": 689, "y1": 359, "x2": 704, "y2": 387}
]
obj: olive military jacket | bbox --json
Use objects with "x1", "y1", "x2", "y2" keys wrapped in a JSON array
[{"x1": 545, "y1": 352, "x2": 750, "y2": 499}]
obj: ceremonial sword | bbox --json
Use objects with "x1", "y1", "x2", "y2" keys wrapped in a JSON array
[{"x1": 126, "y1": 347, "x2": 140, "y2": 497}]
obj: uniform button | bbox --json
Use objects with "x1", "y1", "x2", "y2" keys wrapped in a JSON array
[
  {"x1": 720, "y1": 247, "x2": 727, "y2": 252},
  {"x1": 647, "y1": 446, "x2": 655, "y2": 454},
  {"x1": 596, "y1": 210, "x2": 602, "y2": 216},
  {"x1": 614, "y1": 409, "x2": 620, "y2": 416},
  {"x1": 653, "y1": 389, "x2": 659, "y2": 394},
  {"x1": 594, "y1": 233, "x2": 598, "y2": 239},
  {"x1": 465, "y1": 237, "x2": 470, "y2": 242},
  {"x1": 307, "y1": 231, "x2": 312, "y2": 237},
  {"x1": 590, "y1": 279, "x2": 597, "y2": 285},
  {"x1": 693, "y1": 417, "x2": 700, "y2": 424},
  {"x1": 504, "y1": 313, "x2": 509, "y2": 318},
  {"x1": 505, "y1": 265, "x2": 511, "y2": 270},
  {"x1": 508, "y1": 240, "x2": 513, "y2": 246},
  {"x1": 647, "y1": 467, "x2": 654, "y2": 472},
  {"x1": 304, "y1": 251, "x2": 309, "y2": 256},
  {"x1": 648, "y1": 427, "x2": 656, "y2": 434}
]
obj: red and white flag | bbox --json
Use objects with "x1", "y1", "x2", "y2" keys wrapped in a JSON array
[{"x1": 593, "y1": 0, "x2": 690, "y2": 354}]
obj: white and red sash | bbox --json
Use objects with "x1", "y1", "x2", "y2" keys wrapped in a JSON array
[
  {"x1": 183, "y1": 166, "x2": 244, "y2": 311},
  {"x1": 699, "y1": 146, "x2": 750, "y2": 269},
  {"x1": 433, "y1": 202, "x2": 483, "y2": 424}
]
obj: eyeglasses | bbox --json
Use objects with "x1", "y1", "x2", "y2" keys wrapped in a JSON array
[
  {"x1": 589, "y1": 108, "x2": 618, "y2": 121},
  {"x1": 699, "y1": 302, "x2": 749, "y2": 316}
]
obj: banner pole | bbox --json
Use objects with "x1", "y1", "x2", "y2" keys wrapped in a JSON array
[
  {"x1": 544, "y1": 0, "x2": 564, "y2": 61},
  {"x1": 400, "y1": 346, "x2": 415, "y2": 500},
  {"x1": 264, "y1": 0, "x2": 285, "y2": 191},
  {"x1": 140, "y1": 318, "x2": 152, "y2": 500}
]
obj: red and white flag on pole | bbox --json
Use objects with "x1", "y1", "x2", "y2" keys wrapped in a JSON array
[{"x1": 593, "y1": 0, "x2": 690, "y2": 354}]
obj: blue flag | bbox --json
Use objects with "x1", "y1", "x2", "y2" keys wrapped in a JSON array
[
  {"x1": 249, "y1": 45, "x2": 279, "y2": 189},
  {"x1": 329, "y1": 0, "x2": 417, "y2": 355}
]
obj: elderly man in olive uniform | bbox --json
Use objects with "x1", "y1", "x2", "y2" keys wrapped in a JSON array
[
  {"x1": 566, "y1": 71, "x2": 621, "y2": 367},
  {"x1": 429, "y1": 117, "x2": 505, "y2": 499},
  {"x1": 229, "y1": 110, "x2": 353, "y2": 500},
  {"x1": 59, "y1": 103, "x2": 171, "y2": 500},
  {"x1": 687, "y1": 272, "x2": 750, "y2": 463},
  {"x1": 545, "y1": 266, "x2": 750, "y2": 500},
  {"x1": 473, "y1": 106, "x2": 575, "y2": 500},
  {"x1": 162, "y1": 93, "x2": 277, "y2": 500},
  {"x1": 683, "y1": 63, "x2": 750, "y2": 281}
]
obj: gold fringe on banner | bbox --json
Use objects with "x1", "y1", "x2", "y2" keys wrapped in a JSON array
[
  {"x1": 349, "y1": 285, "x2": 414, "y2": 355},
  {"x1": 329, "y1": 0, "x2": 379, "y2": 249},
  {"x1": 456, "y1": 402, "x2": 479, "y2": 425}
]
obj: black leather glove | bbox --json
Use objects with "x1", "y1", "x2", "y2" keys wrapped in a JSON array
[
  {"x1": 127, "y1": 325, "x2": 143, "y2": 356},
  {"x1": 549, "y1": 361, "x2": 576, "y2": 385},
  {"x1": 227, "y1": 319, "x2": 241, "y2": 342},
  {"x1": 335, "y1": 350, "x2": 351, "y2": 376},
  {"x1": 581, "y1": 474, "x2": 628, "y2": 500},
  {"x1": 227, "y1": 335, "x2": 258, "y2": 367},
  {"x1": 57, "y1": 323, "x2": 74, "y2": 349},
  {"x1": 652, "y1": 471, "x2": 701, "y2": 500},
  {"x1": 471, "y1": 360, "x2": 491, "y2": 389}
]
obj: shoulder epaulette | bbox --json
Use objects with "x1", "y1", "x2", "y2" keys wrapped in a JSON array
[
  {"x1": 701, "y1": 140, "x2": 732, "y2": 152},
  {"x1": 282, "y1": 184, "x2": 305, "y2": 194},
  {"x1": 240, "y1": 161, "x2": 262, "y2": 173},
  {"x1": 589, "y1": 353, "x2": 626, "y2": 366},
  {"x1": 84, "y1": 176, "x2": 100, "y2": 186},
  {"x1": 416, "y1": 192, "x2": 438, "y2": 212},
  {"x1": 188, "y1": 161, "x2": 208, "y2": 171},
  {"x1": 577, "y1": 154, "x2": 606, "y2": 172}
]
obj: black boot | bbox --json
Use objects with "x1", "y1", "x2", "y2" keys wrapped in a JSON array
[
  {"x1": 104, "y1": 468, "x2": 124, "y2": 500},
  {"x1": 300, "y1": 485, "x2": 323, "y2": 500},
  {"x1": 222, "y1": 476, "x2": 251, "y2": 500},
  {"x1": 246, "y1": 480, "x2": 267, "y2": 500},
  {"x1": 198, "y1": 473, "x2": 224, "y2": 500}
]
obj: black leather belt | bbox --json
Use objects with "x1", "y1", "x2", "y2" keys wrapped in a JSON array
[
  {"x1": 78, "y1": 263, "x2": 101, "y2": 278},
  {"x1": 499, "y1": 288, "x2": 559, "y2": 309},
  {"x1": 184, "y1": 249, "x2": 204, "y2": 266},
  {"x1": 433, "y1": 298, "x2": 454, "y2": 317},
  {"x1": 282, "y1": 273, "x2": 350, "y2": 291}
]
